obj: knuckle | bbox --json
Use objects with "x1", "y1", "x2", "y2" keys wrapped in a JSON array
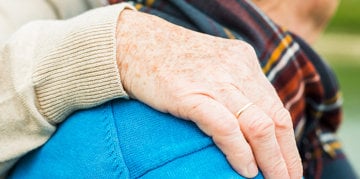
[
  {"x1": 239, "y1": 41, "x2": 256, "y2": 55},
  {"x1": 273, "y1": 107, "x2": 293, "y2": 131},
  {"x1": 232, "y1": 40, "x2": 257, "y2": 58},
  {"x1": 179, "y1": 98, "x2": 204, "y2": 119},
  {"x1": 214, "y1": 119, "x2": 239, "y2": 137},
  {"x1": 219, "y1": 140, "x2": 252, "y2": 161},
  {"x1": 287, "y1": 155, "x2": 304, "y2": 178},
  {"x1": 232, "y1": 149, "x2": 252, "y2": 160},
  {"x1": 246, "y1": 115, "x2": 275, "y2": 139},
  {"x1": 212, "y1": 125, "x2": 244, "y2": 152},
  {"x1": 266, "y1": 159, "x2": 288, "y2": 178}
]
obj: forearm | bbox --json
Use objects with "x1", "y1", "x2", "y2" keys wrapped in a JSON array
[{"x1": 0, "y1": 3, "x2": 132, "y2": 175}]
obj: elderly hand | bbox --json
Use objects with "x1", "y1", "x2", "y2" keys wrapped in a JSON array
[{"x1": 116, "y1": 10, "x2": 302, "y2": 179}]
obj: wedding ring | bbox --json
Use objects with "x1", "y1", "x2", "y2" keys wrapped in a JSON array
[{"x1": 235, "y1": 103, "x2": 253, "y2": 118}]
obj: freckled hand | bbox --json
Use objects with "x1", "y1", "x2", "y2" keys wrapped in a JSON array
[{"x1": 116, "y1": 10, "x2": 303, "y2": 179}]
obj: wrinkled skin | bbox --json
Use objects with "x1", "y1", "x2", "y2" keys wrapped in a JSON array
[{"x1": 116, "y1": 10, "x2": 302, "y2": 179}]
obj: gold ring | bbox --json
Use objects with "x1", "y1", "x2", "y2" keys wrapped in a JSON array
[{"x1": 235, "y1": 103, "x2": 253, "y2": 118}]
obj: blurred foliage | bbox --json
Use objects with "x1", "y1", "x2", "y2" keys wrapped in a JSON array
[{"x1": 326, "y1": 0, "x2": 360, "y2": 33}]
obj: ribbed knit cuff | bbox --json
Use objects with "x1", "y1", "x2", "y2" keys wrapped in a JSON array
[{"x1": 32, "y1": 4, "x2": 134, "y2": 124}]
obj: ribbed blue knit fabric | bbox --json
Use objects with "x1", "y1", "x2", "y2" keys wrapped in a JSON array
[{"x1": 9, "y1": 100, "x2": 264, "y2": 178}]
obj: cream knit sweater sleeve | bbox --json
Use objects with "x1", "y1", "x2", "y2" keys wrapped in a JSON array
[{"x1": 0, "y1": 3, "x2": 133, "y2": 175}]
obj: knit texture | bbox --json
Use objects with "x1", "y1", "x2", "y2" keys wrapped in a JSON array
[
  {"x1": 8, "y1": 100, "x2": 264, "y2": 178},
  {"x1": 32, "y1": 4, "x2": 132, "y2": 124},
  {"x1": 0, "y1": 3, "x2": 132, "y2": 176}
]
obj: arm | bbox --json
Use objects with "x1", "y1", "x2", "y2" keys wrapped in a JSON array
[
  {"x1": 0, "y1": 4, "x2": 132, "y2": 175},
  {"x1": 1, "y1": 3, "x2": 302, "y2": 179}
]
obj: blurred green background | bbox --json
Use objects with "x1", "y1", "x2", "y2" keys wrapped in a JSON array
[
  {"x1": 314, "y1": 0, "x2": 360, "y2": 173},
  {"x1": 326, "y1": 0, "x2": 360, "y2": 33}
]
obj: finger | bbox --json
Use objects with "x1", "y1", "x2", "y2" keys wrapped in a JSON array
[
  {"x1": 181, "y1": 95, "x2": 258, "y2": 178},
  {"x1": 238, "y1": 104, "x2": 290, "y2": 179},
  {"x1": 271, "y1": 107, "x2": 303, "y2": 179},
  {"x1": 249, "y1": 79, "x2": 303, "y2": 178},
  {"x1": 235, "y1": 74, "x2": 303, "y2": 179},
  {"x1": 216, "y1": 89, "x2": 290, "y2": 178}
]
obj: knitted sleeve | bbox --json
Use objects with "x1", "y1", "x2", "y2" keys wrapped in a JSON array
[{"x1": 0, "y1": 3, "x2": 133, "y2": 176}]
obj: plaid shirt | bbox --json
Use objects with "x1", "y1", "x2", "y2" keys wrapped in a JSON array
[{"x1": 109, "y1": 0, "x2": 343, "y2": 178}]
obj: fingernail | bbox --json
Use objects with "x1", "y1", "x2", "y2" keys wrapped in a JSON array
[{"x1": 247, "y1": 162, "x2": 258, "y2": 177}]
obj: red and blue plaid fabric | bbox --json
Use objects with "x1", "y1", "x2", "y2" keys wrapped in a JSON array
[{"x1": 108, "y1": 0, "x2": 345, "y2": 178}]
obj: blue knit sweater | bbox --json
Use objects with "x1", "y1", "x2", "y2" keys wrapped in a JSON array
[{"x1": 9, "y1": 100, "x2": 264, "y2": 178}]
